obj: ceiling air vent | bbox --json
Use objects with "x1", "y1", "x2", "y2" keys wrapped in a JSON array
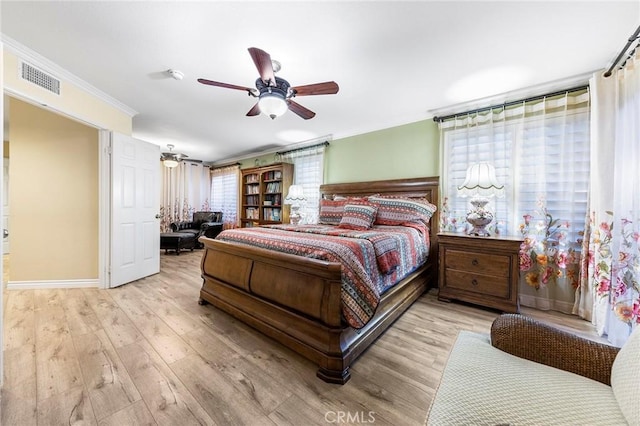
[{"x1": 20, "y1": 61, "x2": 61, "y2": 95}]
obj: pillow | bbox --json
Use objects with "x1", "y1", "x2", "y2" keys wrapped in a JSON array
[
  {"x1": 338, "y1": 203, "x2": 378, "y2": 230},
  {"x1": 318, "y1": 199, "x2": 346, "y2": 225},
  {"x1": 319, "y1": 197, "x2": 371, "y2": 225},
  {"x1": 368, "y1": 196, "x2": 437, "y2": 226}
]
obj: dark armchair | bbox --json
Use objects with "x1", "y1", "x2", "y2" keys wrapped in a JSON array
[{"x1": 170, "y1": 211, "x2": 223, "y2": 247}]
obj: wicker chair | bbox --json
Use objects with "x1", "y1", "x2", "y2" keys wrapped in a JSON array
[
  {"x1": 425, "y1": 314, "x2": 639, "y2": 425},
  {"x1": 491, "y1": 314, "x2": 620, "y2": 385}
]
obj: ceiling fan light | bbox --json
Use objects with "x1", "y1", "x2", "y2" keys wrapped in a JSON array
[
  {"x1": 163, "y1": 158, "x2": 179, "y2": 168},
  {"x1": 258, "y1": 93, "x2": 288, "y2": 119}
]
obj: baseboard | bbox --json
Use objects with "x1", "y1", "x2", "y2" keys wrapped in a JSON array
[
  {"x1": 6, "y1": 278, "x2": 100, "y2": 290},
  {"x1": 519, "y1": 294, "x2": 575, "y2": 314}
]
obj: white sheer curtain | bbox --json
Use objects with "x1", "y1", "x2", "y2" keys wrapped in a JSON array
[
  {"x1": 160, "y1": 161, "x2": 211, "y2": 231},
  {"x1": 277, "y1": 143, "x2": 327, "y2": 224},
  {"x1": 440, "y1": 90, "x2": 590, "y2": 313},
  {"x1": 580, "y1": 52, "x2": 640, "y2": 346},
  {"x1": 211, "y1": 164, "x2": 240, "y2": 229}
]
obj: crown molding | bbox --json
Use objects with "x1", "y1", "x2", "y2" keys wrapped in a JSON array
[
  {"x1": 212, "y1": 135, "x2": 333, "y2": 166},
  {"x1": 427, "y1": 71, "x2": 596, "y2": 119},
  {"x1": 1, "y1": 33, "x2": 138, "y2": 117}
]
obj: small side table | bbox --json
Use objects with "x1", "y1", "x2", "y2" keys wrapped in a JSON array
[{"x1": 438, "y1": 232, "x2": 523, "y2": 313}]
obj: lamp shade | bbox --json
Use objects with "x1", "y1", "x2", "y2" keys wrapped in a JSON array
[
  {"x1": 284, "y1": 185, "x2": 306, "y2": 204},
  {"x1": 258, "y1": 92, "x2": 288, "y2": 119},
  {"x1": 457, "y1": 162, "x2": 505, "y2": 198},
  {"x1": 163, "y1": 158, "x2": 179, "y2": 168}
]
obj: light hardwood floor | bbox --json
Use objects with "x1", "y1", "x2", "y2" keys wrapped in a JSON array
[{"x1": 2, "y1": 251, "x2": 603, "y2": 425}]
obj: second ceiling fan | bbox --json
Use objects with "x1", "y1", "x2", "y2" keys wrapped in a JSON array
[{"x1": 198, "y1": 47, "x2": 339, "y2": 120}]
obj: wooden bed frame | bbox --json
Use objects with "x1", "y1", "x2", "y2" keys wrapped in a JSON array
[{"x1": 198, "y1": 176, "x2": 439, "y2": 384}]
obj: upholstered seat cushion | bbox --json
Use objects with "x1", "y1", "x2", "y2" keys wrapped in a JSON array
[
  {"x1": 426, "y1": 331, "x2": 627, "y2": 426},
  {"x1": 611, "y1": 325, "x2": 640, "y2": 425}
]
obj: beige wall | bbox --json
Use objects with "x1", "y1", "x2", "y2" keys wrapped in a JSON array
[
  {"x1": 3, "y1": 50, "x2": 132, "y2": 135},
  {"x1": 9, "y1": 98, "x2": 98, "y2": 281}
]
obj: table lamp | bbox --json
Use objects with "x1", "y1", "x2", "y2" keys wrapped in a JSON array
[
  {"x1": 284, "y1": 185, "x2": 306, "y2": 225},
  {"x1": 457, "y1": 162, "x2": 504, "y2": 236}
]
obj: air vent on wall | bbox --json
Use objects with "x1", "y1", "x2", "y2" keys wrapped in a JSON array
[{"x1": 20, "y1": 61, "x2": 61, "y2": 95}]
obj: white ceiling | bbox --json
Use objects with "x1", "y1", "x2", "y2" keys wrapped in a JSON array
[{"x1": 2, "y1": 1, "x2": 638, "y2": 163}]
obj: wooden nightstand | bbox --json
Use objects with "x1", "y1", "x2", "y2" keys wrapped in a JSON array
[{"x1": 438, "y1": 232, "x2": 523, "y2": 313}]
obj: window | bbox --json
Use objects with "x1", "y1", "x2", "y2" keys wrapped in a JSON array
[
  {"x1": 211, "y1": 164, "x2": 240, "y2": 228},
  {"x1": 441, "y1": 90, "x2": 590, "y2": 243},
  {"x1": 278, "y1": 143, "x2": 327, "y2": 224}
]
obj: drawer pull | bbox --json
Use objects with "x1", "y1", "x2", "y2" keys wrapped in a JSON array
[
  {"x1": 472, "y1": 259, "x2": 479, "y2": 266},
  {"x1": 471, "y1": 279, "x2": 479, "y2": 286}
]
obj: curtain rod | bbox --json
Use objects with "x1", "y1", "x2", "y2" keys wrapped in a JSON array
[
  {"x1": 276, "y1": 141, "x2": 329, "y2": 156},
  {"x1": 604, "y1": 25, "x2": 640, "y2": 77},
  {"x1": 432, "y1": 85, "x2": 589, "y2": 123},
  {"x1": 210, "y1": 162, "x2": 240, "y2": 170}
]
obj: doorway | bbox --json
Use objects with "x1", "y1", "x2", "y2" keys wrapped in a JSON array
[{"x1": 5, "y1": 96, "x2": 100, "y2": 287}]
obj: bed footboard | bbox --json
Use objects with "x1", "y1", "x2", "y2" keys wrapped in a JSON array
[
  {"x1": 199, "y1": 238, "x2": 353, "y2": 381},
  {"x1": 199, "y1": 238, "x2": 432, "y2": 384}
]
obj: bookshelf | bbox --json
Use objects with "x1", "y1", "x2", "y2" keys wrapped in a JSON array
[{"x1": 240, "y1": 163, "x2": 294, "y2": 227}]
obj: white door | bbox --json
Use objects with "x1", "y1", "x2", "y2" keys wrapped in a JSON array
[
  {"x1": 3, "y1": 159, "x2": 9, "y2": 253},
  {"x1": 110, "y1": 132, "x2": 160, "y2": 288}
]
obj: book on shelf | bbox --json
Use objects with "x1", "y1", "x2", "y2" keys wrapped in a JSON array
[
  {"x1": 263, "y1": 170, "x2": 283, "y2": 181},
  {"x1": 262, "y1": 207, "x2": 281, "y2": 221},
  {"x1": 245, "y1": 184, "x2": 259, "y2": 194},
  {"x1": 245, "y1": 207, "x2": 258, "y2": 220},
  {"x1": 263, "y1": 194, "x2": 281, "y2": 206},
  {"x1": 245, "y1": 194, "x2": 259, "y2": 205},
  {"x1": 264, "y1": 182, "x2": 281, "y2": 194},
  {"x1": 245, "y1": 174, "x2": 259, "y2": 183}
]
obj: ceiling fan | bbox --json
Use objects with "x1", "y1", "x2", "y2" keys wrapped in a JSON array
[
  {"x1": 198, "y1": 47, "x2": 339, "y2": 120},
  {"x1": 160, "y1": 144, "x2": 187, "y2": 168}
]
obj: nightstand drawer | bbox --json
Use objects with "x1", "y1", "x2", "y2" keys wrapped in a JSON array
[
  {"x1": 444, "y1": 269, "x2": 510, "y2": 298},
  {"x1": 444, "y1": 250, "x2": 510, "y2": 278},
  {"x1": 438, "y1": 232, "x2": 523, "y2": 313}
]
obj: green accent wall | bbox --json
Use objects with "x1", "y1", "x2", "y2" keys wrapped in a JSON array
[
  {"x1": 238, "y1": 118, "x2": 440, "y2": 183},
  {"x1": 239, "y1": 153, "x2": 279, "y2": 170},
  {"x1": 325, "y1": 119, "x2": 439, "y2": 183}
]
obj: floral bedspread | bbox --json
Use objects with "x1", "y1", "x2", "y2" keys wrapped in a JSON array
[{"x1": 215, "y1": 223, "x2": 430, "y2": 328}]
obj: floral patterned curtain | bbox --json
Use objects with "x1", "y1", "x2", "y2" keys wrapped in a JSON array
[
  {"x1": 160, "y1": 161, "x2": 211, "y2": 232},
  {"x1": 578, "y1": 53, "x2": 640, "y2": 346}
]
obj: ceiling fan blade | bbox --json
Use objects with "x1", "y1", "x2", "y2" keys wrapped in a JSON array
[
  {"x1": 287, "y1": 100, "x2": 316, "y2": 120},
  {"x1": 291, "y1": 81, "x2": 339, "y2": 96},
  {"x1": 161, "y1": 152, "x2": 188, "y2": 159},
  {"x1": 246, "y1": 102, "x2": 261, "y2": 117},
  {"x1": 197, "y1": 78, "x2": 254, "y2": 94},
  {"x1": 248, "y1": 47, "x2": 276, "y2": 86}
]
